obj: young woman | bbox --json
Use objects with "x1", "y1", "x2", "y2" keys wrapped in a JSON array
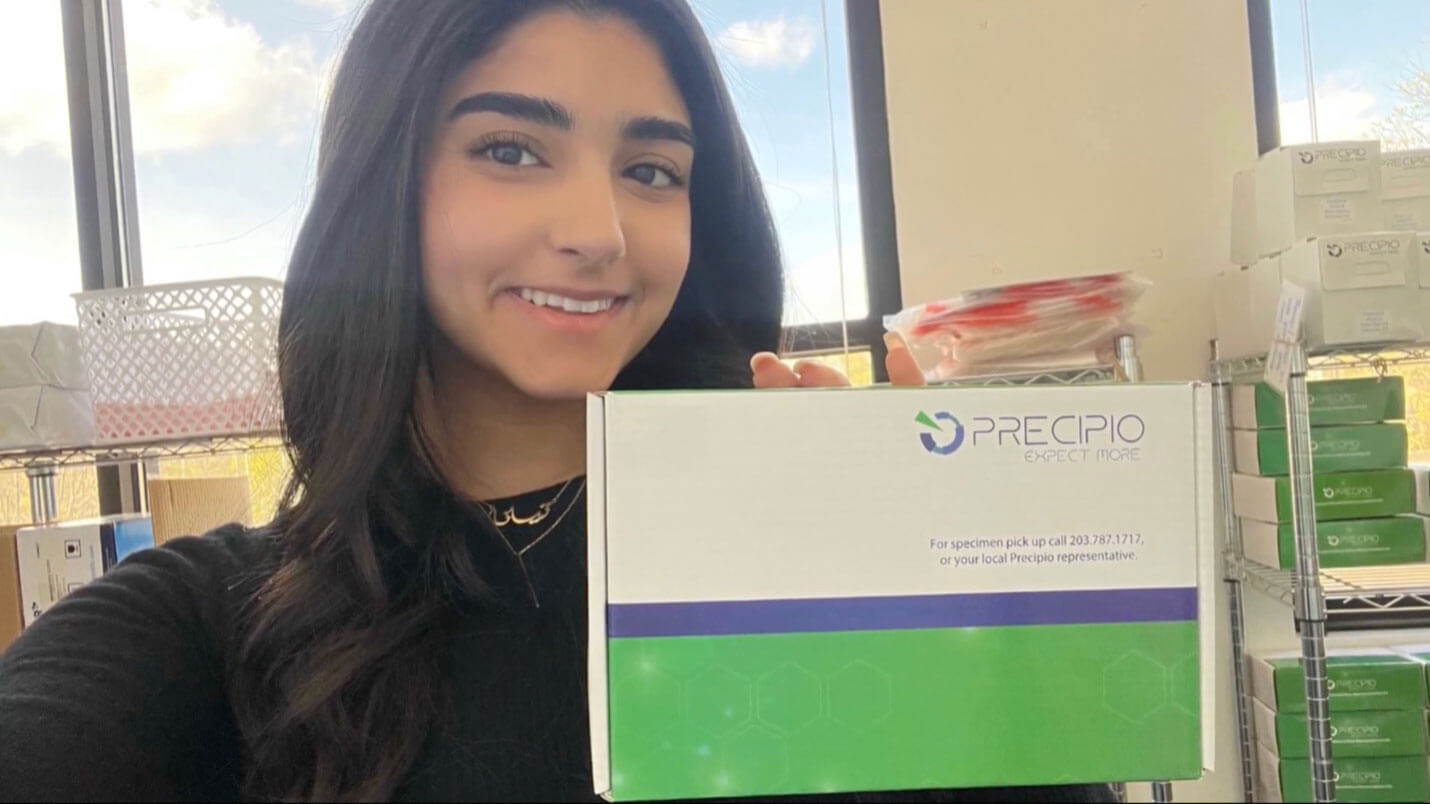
[{"x1": 0, "y1": 2, "x2": 1112, "y2": 801}]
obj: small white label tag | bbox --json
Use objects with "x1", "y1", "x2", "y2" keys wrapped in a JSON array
[
  {"x1": 1321, "y1": 196, "x2": 1355, "y2": 223},
  {"x1": 1357, "y1": 310, "x2": 1391, "y2": 337},
  {"x1": 1264, "y1": 280, "x2": 1306, "y2": 394}
]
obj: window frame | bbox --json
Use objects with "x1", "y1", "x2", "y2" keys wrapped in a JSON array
[
  {"x1": 60, "y1": 0, "x2": 146, "y2": 515},
  {"x1": 1246, "y1": 0, "x2": 1281, "y2": 156},
  {"x1": 781, "y1": 0, "x2": 903, "y2": 383}
]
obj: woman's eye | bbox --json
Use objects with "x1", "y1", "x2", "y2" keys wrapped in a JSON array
[
  {"x1": 626, "y1": 163, "x2": 682, "y2": 189},
  {"x1": 476, "y1": 142, "x2": 541, "y2": 167}
]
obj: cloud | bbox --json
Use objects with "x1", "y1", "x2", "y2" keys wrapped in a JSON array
[
  {"x1": 1277, "y1": 72, "x2": 1382, "y2": 145},
  {"x1": 0, "y1": 3, "x2": 70, "y2": 156},
  {"x1": 0, "y1": 0, "x2": 322, "y2": 158},
  {"x1": 123, "y1": 0, "x2": 320, "y2": 154},
  {"x1": 784, "y1": 246, "x2": 869, "y2": 327},
  {"x1": 719, "y1": 17, "x2": 816, "y2": 69},
  {"x1": 294, "y1": 0, "x2": 363, "y2": 11}
]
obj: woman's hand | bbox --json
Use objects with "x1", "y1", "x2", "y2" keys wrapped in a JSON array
[{"x1": 751, "y1": 332, "x2": 926, "y2": 388}]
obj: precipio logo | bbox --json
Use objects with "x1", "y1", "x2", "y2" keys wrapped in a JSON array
[
  {"x1": 916, "y1": 410, "x2": 965, "y2": 455},
  {"x1": 1326, "y1": 243, "x2": 1343, "y2": 258}
]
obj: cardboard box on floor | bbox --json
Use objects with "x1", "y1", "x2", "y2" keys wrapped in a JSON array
[
  {"x1": 147, "y1": 476, "x2": 252, "y2": 545},
  {"x1": 587, "y1": 384, "x2": 1216, "y2": 801},
  {"x1": 1, "y1": 524, "x2": 22, "y2": 654},
  {"x1": 17, "y1": 515, "x2": 153, "y2": 626}
]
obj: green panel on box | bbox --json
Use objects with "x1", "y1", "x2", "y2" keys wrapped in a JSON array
[
  {"x1": 1274, "y1": 708, "x2": 1428, "y2": 758},
  {"x1": 1280, "y1": 755, "x2": 1430, "y2": 803},
  {"x1": 1252, "y1": 424, "x2": 1407, "y2": 475},
  {"x1": 1269, "y1": 470, "x2": 1416, "y2": 523},
  {"x1": 1270, "y1": 654, "x2": 1428, "y2": 712},
  {"x1": 606, "y1": 623, "x2": 1199, "y2": 801},
  {"x1": 1275, "y1": 516, "x2": 1428, "y2": 569},
  {"x1": 1251, "y1": 377, "x2": 1406, "y2": 428}
]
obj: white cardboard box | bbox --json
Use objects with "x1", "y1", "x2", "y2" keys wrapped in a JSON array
[
  {"x1": 16, "y1": 515, "x2": 153, "y2": 626},
  {"x1": 1266, "y1": 232, "x2": 1423, "y2": 348},
  {"x1": 1212, "y1": 262, "x2": 1276, "y2": 360},
  {"x1": 0, "y1": 385, "x2": 95, "y2": 451},
  {"x1": 1256, "y1": 140, "x2": 1383, "y2": 257},
  {"x1": 587, "y1": 385, "x2": 1215, "y2": 801},
  {"x1": 0, "y1": 323, "x2": 87, "y2": 390},
  {"x1": 1231, "y1": 168, "x2": 1258, "y2": 267},
  {"x1": 1382, "y1": 149, "x2": 1430, "y2": 231}
]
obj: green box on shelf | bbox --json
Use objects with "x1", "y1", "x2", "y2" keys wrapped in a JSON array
[
  {"x1": 1265, "y1": 748, "x2": 1430, "y2": 803},
  {"x1": 1234, "y1": 424, "x2": 1408, "y2": 476},
  {"x1": 1232, "y1": 377, "x2": 1405, "y2": 429},
  {"x1": 1232, "y1": 469, "x2": 1416, "y2": 523},
  {"x1": 1253, "y1": 698, "x2": 1429, "y2": 758},
  {"x1": 1391, "y1": 645, "x2": 1430, "y2": 691},
  {"x1": 1240, "y1": 515, "x2": 1429, "y2": 570},
  {"x1": 1250, "y1": 649, "x2": 1428, "y2": 713}
]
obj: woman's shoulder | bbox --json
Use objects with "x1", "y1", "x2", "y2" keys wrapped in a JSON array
[
  {"x1": 131, "y1": 523, "x2": 283, "y2": 629},
  {"x1": 157, "y1": 522, "x2": 282, "y2": 580}
]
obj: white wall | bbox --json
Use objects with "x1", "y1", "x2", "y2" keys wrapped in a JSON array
[
  {"x1": 879, "y1": 1, "x2": 1260, "y2": 800},
  {"x1": 881, "y1": 0, "x2": 1258, "y2": 383}
]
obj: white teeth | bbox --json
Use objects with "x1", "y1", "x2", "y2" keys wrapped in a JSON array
[{"x1": 516, "y1": 288, "x2": 616, "y2": 314}]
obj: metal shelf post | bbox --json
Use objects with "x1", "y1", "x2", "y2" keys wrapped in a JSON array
[
  {"x1": 1115, "y1": 334, "x2": 1143, "y2": 382},
  {"x1": 1211, "y1": 344, "x2": 1255, "y2": 803},
  {"x1": 1112, "y1": 333, "x2": 1175, "y2": 804},
  {"x1": 1284, "y1": 344, "x2": 1334, "y2": 803},
  {"x1": 26, "y1": 463, "x2": 59, "y2": 524}
]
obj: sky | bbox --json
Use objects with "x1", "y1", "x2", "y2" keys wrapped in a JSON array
[
  {"x1": 0, "y1": 0, "x2": 866, "y2": 328},
  {"x1": 2, "y1": 1, "x2": 1426, "y2": 330},
  {"x1": 1269, "y1": 0, "x2": 1430, "y2": 145}
]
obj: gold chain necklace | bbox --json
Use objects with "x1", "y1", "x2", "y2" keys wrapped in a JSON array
[
  {"x1": 478, "y1": 477, "x2": 575, "y2": 527},
  {"x1": 477, "y1": 477, "x2": 587, "y2": 607},
  {"x1": 491, "y1": 477, "x2": 587, "y2": 558}
]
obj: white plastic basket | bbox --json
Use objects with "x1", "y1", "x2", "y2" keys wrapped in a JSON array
[{"x1": 73, "y1": 278, "x2": 283, "y2": 443}]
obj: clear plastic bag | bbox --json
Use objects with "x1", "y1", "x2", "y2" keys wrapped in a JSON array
[{"x1": 884, "y1": 273, "x2": 1150, "y2": 381}]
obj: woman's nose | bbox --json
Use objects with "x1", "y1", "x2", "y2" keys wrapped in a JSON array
[{"x1": 548, "y1": 168, "x2": 626, "y2": 269}]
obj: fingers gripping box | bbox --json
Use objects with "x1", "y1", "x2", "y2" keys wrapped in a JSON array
[{"x1": 587, "y1": 384, "x2": 1215, "y2": 801}]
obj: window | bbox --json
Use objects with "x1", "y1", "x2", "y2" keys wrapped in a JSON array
[
  {"x1": 1264, "y1": 0, "x2": 1430, "y2": 460},
  {"x1": 1268, "y1": 0, "x2": 1429, "y2": 148},
  {"x1": 121, "y1": 0, "x2": 353, "y2": 286},
  {"x1": 690, "y1": 0, "x2": 868, "y2": 329},
  {"x1": 0, "y1": 2, "x2": 84, "y2": 328},
  {"x1": 0, "y1": 3, "x2": 100, "y2": 526}
]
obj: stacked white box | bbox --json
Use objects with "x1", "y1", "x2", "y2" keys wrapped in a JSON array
[
  {"x1": 1215, "y1": 141, "x2": 1430, "y2": 358},
  {"x1": 1255, "y1": 140, "x2": 1382, "y2": 258},
  {"x1": 0, "y1": 323, "x2": 94, "y2": 450},
  {"x1": 1382, "y1": 149, "x2": 1430, "y2": 232},
  {"x1": 1257, "y1": 232, "x2": 1422, "y2": 349},
  {"x1": 1231, "y1": 169, "x2": 1258, "y2": 267}
]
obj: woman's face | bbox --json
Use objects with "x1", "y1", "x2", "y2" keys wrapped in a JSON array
[{"x1": 421, "y1": 11, "x2": 694, "y2": 400}]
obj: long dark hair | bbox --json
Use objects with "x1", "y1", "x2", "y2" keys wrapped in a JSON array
[{"x1": 230, "y1": 0, "x2": 783, "y2": 800}]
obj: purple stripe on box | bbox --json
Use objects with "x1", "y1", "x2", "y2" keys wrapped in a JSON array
[{"x1": 607, "y1": 587, "x2": 1197, "y2": 638}]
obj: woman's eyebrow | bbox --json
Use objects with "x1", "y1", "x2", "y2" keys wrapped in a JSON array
[
  {"x1": 623, "y1": 116, "x2": 695, "y2": 148},
  {"x1": 448, "y1": 92, "x2": 571, "y2": 128},
  {"x1": 447, "y1": 92, "x2": 693, "y2": 148}
]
